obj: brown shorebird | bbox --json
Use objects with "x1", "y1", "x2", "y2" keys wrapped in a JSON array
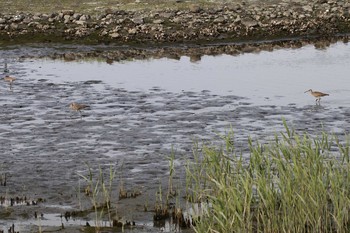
[
  {"x1": 69, "y1": 102, "x2": 89, "y2": 118},
  {"x1": 4, "y1": 75, "x2": 16, "y2": 84},
  {"x1": 304, "y1": 89, "x2": 329, "y2": 104},
  {"x1": 4, "y1": 75, "x2": 16, "y2": 90}
]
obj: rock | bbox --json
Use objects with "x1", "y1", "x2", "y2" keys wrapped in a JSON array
[
  {"x1": 128, "y1": 28, "x2": 137, "y2": 34},
  {"x1": 41, "y1": 14, "x2": 49, "y2": 20},
  {"x1": 75, "y1": 20, "x2": 87, "y2": 26},
  {"x1": 0, "y1": 18, "x2": 6, "y2": 24},
  {"x1": 57, "y1": 13, "x2": 64, "y2": 19},
  {"x1": 63, "y1": 15, "x2": 71, "y2": 20},
  {"x1": 27, "y1": 22, "x2": 39, "y2": 27},
  {"x1": 153, "y1": 19, "x2": 164, "y2": 24},
  {"x1": 241, "y1": 19, "x2": 258, "y2": 27},
  {"x1": 10, "y1": 23, "x2": 18, "y2": 30},
  {"x1": 172, "y1": 17, "x2": 181, "y2": 23},
  {"x1": 234, "y1": 15, "x2": 241, "y2": 23},
  {"x1": 79, "y1": 15, "x2": 89, "y2": 21},
  {"x1": 189, "y1": 5, "x2": 201, "y2": 13},
  {"x1": 302, "y1": 5, "x2": 313, "y2": 12},
  {"x1": 73, "y1": 13, "x2": 82, "y2": 20},
  {"x1": 159, "y1": 12, "x2": 175, "y2": 18},
  {"x1": 13, "y1": 15, "x2": 24, "y2": 22},
  {"x1": 62, "y1": 10, "x2": 75, "y2": 15},
  {"x1": 214, "y1": 16, "x2": 226, "y2": 23},
  {"x1": 132, "y1": 17, "x2": 144, "y2": 24},
  {"x1": 109, "y1": 32, "x2": 120, "y2": 38}
]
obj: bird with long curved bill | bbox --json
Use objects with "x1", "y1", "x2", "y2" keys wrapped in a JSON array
[{"x1": 304, "y1": 89, "x2": 329, "y2": 104}]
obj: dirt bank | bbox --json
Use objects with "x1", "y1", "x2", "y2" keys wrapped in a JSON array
[{"x1": 1, "y1": 0, "x2": 350, "y2": 45}]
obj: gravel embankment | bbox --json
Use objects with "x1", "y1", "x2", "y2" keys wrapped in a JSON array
[{"x1": 0, "y1": 0, "x2": 350, "y2": 44}]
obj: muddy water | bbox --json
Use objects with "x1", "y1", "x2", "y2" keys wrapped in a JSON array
[{"x1": 0, "y1": 42, "x2": 350, "y2": 232}]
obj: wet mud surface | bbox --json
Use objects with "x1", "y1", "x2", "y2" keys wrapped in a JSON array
[{"x1": 1, "y1": 43, "x2": 350, "y2": 232}]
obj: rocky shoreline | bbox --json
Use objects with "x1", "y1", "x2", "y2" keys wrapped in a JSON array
[{"x1": 0, "y1": 0, "x2": 350, "y2": 45}]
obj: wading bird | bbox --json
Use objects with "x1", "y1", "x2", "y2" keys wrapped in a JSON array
[
  {"x1": 4, "y1": 75, "x2": 16, "y2": 89},
  {"x1": 69, "y1": 102, "x2": 89, "y2": 118},
  {"x1": 304, "y1": 89, "x2": 329, "y2": 104}
]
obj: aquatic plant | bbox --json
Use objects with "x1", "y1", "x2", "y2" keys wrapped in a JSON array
[
  {"x1": 167, "y1": 147, "x2": 177, "y2": 201},
  {"x1": 186, "y1": 121, "x2": 350, "y2": 233},
  {"x1": 78, "y1": 163, "x2": 117, "y2": 232}
]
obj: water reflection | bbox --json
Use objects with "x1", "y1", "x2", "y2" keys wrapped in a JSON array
[{"x1": 12, "y1": 42, "x2": 350, "y2": 107}]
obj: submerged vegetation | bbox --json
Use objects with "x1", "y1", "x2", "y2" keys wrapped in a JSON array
[{"x1": 186, "y1": 121, "x2": 350, "y2": 233}]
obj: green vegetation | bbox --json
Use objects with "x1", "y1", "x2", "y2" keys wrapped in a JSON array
[
  {"x1": 186, "y1": 121, "x2": 350, "y2": 233},
  {"x1": 78, "y1": 164, "x2": 117, "y2": 231},
  {"x1": 67, "y1": 122, "x2": 350, "y2": 232}
]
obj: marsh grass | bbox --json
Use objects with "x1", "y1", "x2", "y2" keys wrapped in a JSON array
[
  {"x1": 78, "y1": 164, "x2": 117, "y2": 232},
  {"x1": 167, "y1": 147, "x2": 177, "y2": 200},
  {"x1": 186, "y1": 122, "x2": 350, "y2": 233}
]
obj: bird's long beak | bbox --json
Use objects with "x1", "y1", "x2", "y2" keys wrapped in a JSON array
[{"x1": 304, "y1": 90, "x2": 310, "y2": 93}]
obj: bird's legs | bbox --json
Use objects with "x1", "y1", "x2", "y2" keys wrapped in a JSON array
[{"x1": 316, "y1": 97, "x2": 321, "y2": 105}]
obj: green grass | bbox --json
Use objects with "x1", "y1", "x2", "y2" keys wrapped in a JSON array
[{"x1": 186, "y1": 121, "x2": 350, "y2": 233}]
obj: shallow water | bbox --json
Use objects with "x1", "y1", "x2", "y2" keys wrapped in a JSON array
[
  {"x1": 0, "y1": 42, "x2": 350, "y2": 232},
  {"x1": 21, "y1": 42, "x2": 350, "y2": 106}
]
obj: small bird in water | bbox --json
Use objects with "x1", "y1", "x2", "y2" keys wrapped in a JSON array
[
  {"x1": 4, "y1": 75, "x2": 16, "y2": 84},
  {"x1": 4, "y1": 75, "x2": 16, "y2": 90},
  {"x1": 304, "y1": 89, "x2": 329, "y2": 104},
  {"x1": 69, "y1": 102, "x2": 89, "y2": 118}
]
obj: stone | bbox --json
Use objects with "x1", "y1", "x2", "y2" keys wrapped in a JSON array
[
  {"x1": 41, "y1": 14, "x2": 49, "y2": 20},
  {"x1": 189, "y1": 4, "x2": 201, "y2": 13},
  {"x1": 10, "y1": 23, "x2": 18, "y2": 30},
  {"x1": 128, "y1": 28, "x2": 137, "y2": 34},
  {"x1": 109, "y1": 32, "x2": 120, "y2": 38},
  {"x1": 159, "y1": 12, "x2": 175, "y2": 18},
  {"x1": 79, "y1": 15, "x2": 88, "y2": 21},
  {"x1": 234, "y1": 15, "x2": 241, "y2": 23},
  {"x1": 302, "y1": 5, "x2": 313, "y2": 12},
  {"x1": 73, "y1": 13, "x2": 82, "y2": 20},
  {"x1": 62, "y1": 10, "x2": 75, "y2": 15},
  {"x1": 63, "y1": 15, "x2": 71, "y2": 20},
  {"x1": 132, "y1": 17, "x2": 144, "y2": 24},
  {"x1": 241, "y1": 19, "x2": 258, "y2": 27},
  {"x1": 64, "y1": 18, "x2": 71, "y2": 24},
  {"x1": 214, "y1": 16, "x2": 226, "y2": 23},
  {"x1": 27, "y1": 22, "x2": 39, "y2": 27},
  {"x1": 75, "y1": 20, "x2": 87, "y2": 26},
  {"x1": 153, "y1": 19, "x2": 164, "y2": 24}
]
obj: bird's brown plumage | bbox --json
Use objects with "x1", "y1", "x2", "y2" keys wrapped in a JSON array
[
  {"x1": 69, "y1": 102, "x2": 89, "y2": 112},
  {"x1": 304, "y1": 89, "x2": 329, "y2": 103},
  {"x1": 4, "y1": 75, "x2": 16, "y2": 83}
]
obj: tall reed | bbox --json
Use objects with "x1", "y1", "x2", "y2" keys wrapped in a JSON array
[
  {"x1": 78, "y1": 163, "x2": 117, "y2": 232},
  {"x1": 187, "y1": 122, "x2": 350, "y2": 233}
]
